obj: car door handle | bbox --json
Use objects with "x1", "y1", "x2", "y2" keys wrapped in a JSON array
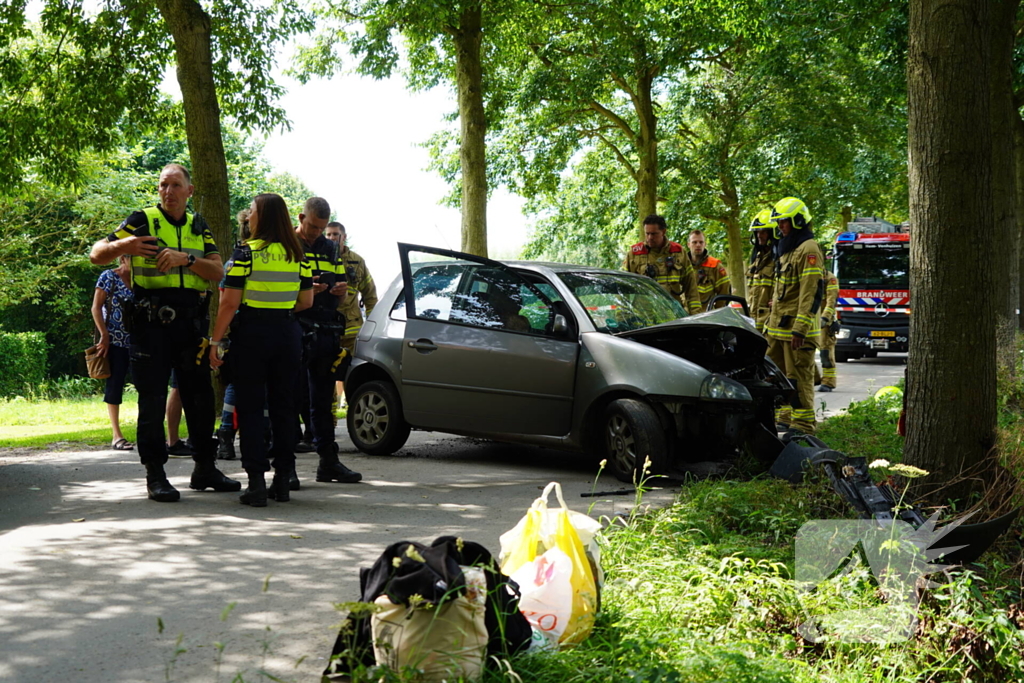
[{"x1": 408, "y1": 339, "x2": 438, "y2": 353}]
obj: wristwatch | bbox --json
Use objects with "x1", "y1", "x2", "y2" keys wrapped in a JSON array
[{"x1": 186, "y1": 254, "x2": 196, "y2": 267}]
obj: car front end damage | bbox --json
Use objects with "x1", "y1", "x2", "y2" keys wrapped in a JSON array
[{"x1": 616, "y1": 307, "x2": 791, "y2": 477}]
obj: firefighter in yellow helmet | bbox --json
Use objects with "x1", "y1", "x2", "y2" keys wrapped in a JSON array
[
  {"x1": 765, "y1": 197, "x2": 825, "y2": 434},
  {"x1": 623, "y1": 214, "x2": 702, "y2": 314},
  {"x1": 818, "y1": 268, "x2": 840, "y2": 392},
  {"x1": 746, "y1": 209, "x2": 775, "y2": 334}
]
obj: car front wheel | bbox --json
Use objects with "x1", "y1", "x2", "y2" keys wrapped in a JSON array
[
  {"x1": 347, "y1": 380, "x2": 411, "y2": 455},
  {"x1": 603, "y1": 398, "x2": 668, "y2": 483}
]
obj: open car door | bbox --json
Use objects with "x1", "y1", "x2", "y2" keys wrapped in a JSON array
[{"x1": 397, "y1": 243, "x2": 579, "y2": 436}]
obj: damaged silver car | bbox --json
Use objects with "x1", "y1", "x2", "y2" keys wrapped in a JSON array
[{"x1": 344, "y1": 244, "x2": 790, "y2": 482}]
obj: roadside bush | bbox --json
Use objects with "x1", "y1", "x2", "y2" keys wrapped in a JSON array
[{"x1": 0, "y1": 330, "x2": 48, "y2": 398}]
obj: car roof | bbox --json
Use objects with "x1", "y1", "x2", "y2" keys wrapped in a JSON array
[{"x1": 498, "y1": 260, "x2": 633, "y2": 277}]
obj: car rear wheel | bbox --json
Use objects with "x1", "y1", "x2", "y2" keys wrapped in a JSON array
[
  {"x1": 603, "y1": 399, "x2": 668, "y2": 483},
  {"x1": 347, "y1": 380, "x2": 411, "y2": 455}
]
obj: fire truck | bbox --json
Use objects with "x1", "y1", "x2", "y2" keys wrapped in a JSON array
[{"x1": 831, "y1": 216, "x2": 910, "y2": 362}]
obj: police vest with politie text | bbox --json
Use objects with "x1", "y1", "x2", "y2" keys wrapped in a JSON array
[
  {"x1": 624, "y1": 241, "x2": 702, "y2": 314},
  {"x1": 225, "y1": 240, "x2": 311, "y2": 309}
]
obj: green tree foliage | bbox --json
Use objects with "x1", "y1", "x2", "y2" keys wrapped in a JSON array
[{"x1": 0, "y1": 130, "x2": 313, "y2": 377}]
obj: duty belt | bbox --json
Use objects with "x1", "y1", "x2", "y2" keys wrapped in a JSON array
[
  {"x1": 134, "y1": 299, "x2": 202, "y2": 325},
  {"x1": 236, "y1": 307, "x2": 295, "y2": 321}
]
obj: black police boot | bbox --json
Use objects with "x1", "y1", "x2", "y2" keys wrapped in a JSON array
[
  {"x1": 289, "y1": 468, "x2": 301, "y2": 491},
  {"x1": 817, "y1": 385, "x2": 833, "y2": 393},
  {"x1": 316, "y1": 447, "x2": 362, "y2": 483},
  {"x1": 267, "y1": 470, "x2": 291, "y2": 503},
  {"x1": 145, "y1": 463, "x2": 180, "y2": 503},
  {"x1": 240, "y1": 470, "x2": 268, "y2": 507},
  {"x1": 189, "y1": 459, "x2": 242, "y2": 492},
  {"x1": 217, "y1": 425, "x2": 237, "y2": 460}
]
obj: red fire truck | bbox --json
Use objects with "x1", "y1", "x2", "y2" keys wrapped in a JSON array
[{"x1": 831, "y1": 216, "x2": 910, "y2": 362}]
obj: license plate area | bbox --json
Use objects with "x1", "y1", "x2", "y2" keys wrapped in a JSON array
[{"x1": 870, "y1": 330, "x2": 896, "y2": 338}]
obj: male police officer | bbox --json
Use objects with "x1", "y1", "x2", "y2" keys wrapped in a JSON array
[
  {"x1": 623, "y1": 215, "x2": 701, "y2": 314},
  {"x1": 746, "y1": 209, "x2": 776, "y2": 334},
  {"x1": 294, "y1": 200, "x2": 361, "y2": 484},
  {"x1": 89, "y1": 164, "x2": 239, "y2": 501},
  {"x1": 765, "y1": 197, "x2": 825, "y2": 434},
  {"x1": 688, "y1": 230, "x2": 731, "y2": 310}
]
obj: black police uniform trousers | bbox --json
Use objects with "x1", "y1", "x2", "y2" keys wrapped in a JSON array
[
  {"x1": 301, "y1": 322, "x2": 342, "y2": 456},
  {"x1": 130, "y1": 312, "x2": 216, "y2": 466},
  {"x1": 230, "y1": 313, "x2": 301, "y2": 474}
]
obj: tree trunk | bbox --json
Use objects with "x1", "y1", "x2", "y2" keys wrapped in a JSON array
[
  {"x1": 155, "y1": 0, "x2": 232, "y2": 261},
  {"x1": 719, "y1": 175, "x2": 746, "y2": 300},
  {"x1": 634, "y1": 70, "x2": 658, "y2": 236},
  {"x1": 840, "y1": 206, "x2": 853, "y2": 232},
  {"x1": 155, "y1": 0, "x2": 232, "y2": 416},
  {"x1": 905, "y1": 0, "x2": 996, "y2": 502},
  {"x1": 1015, "y1": 112, "x2": 1024, "y2": 328},
  {"x1": 989, "y1": 0, "x2": 1020, "y2": 369},
  {"x1": 452, "y1": 2, "x2": 487, "y2": 257}
]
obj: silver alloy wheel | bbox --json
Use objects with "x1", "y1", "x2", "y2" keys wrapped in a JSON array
[
  {"x1": 606, "y1": 413, "x2": 636, "y2": 477},
  {"x1": 352, "y1": 390, "x2": 390, "y2": 446}
]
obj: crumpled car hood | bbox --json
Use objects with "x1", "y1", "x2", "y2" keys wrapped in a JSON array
[{"x1": 617, "y1": 307, "x2": 769, "y2": 373}]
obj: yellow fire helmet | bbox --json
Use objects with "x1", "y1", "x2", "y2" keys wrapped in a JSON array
[
  {"x1": 748, "y1": 208, "x2": 774, "y2": 231},
  {"x1": 770, "y1": 197, "x2": 812, "y2": 230}
]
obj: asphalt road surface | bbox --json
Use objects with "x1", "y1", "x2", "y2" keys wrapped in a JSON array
[{"x1": 0, "y1": 354, "x2": 906, "y2": 683}]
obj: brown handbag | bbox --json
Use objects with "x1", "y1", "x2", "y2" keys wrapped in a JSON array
[{"x1": 85, "y1": 344, "x2": 111, "y2": 380}]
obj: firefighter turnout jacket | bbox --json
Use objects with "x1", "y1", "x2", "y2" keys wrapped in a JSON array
[
  {"x1": 766, "y1": 240, "x2": 825, "y2": 344},
  {"x1": 693, "y1": 253, "x2": 731, "y2": 310},
  {"x1": 337, "y1": 247, "x2": 378, "y2": 347},
  {"x1": 746, "y1": 248, "x2": 775, "y2": 333},
  {"x1": 624, "y1": 241, "x2": 702, "y2": 314}
]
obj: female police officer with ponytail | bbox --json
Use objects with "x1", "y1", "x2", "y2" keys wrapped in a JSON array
[{"x1": 209, "y1": 193, "x2": 313, "y2": 506}]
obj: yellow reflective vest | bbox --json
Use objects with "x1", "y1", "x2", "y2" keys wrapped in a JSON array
[
  {"x1": 225, "y1": 240, "x2": 311, "y2": 309},
  {"x1": 122, "y1": 207, "x2": 210, "y2": 291}
]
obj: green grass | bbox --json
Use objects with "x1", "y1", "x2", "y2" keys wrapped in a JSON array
[{"x1": 0, "y1": 395, "x2": 142, "y2": 448}]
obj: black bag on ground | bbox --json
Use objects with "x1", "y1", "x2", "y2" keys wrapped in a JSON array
[{"x1": 323, "y1": 536, "x2": 532, "y2": 678}]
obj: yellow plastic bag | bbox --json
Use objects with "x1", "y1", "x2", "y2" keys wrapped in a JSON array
[{"x1": 499, "y1": 482, "x2": 600, "y2": 647}]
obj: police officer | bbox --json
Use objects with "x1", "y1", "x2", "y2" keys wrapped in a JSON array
[
  {"x1": 294, "y1": 199, "x2": 361, "y2": 484},
  {"x1": 88, "y1": 163, "x2": 239, "y2": 502},
  {"x1": 765, "y1": 197, "x2": 825, "y2": 435},
  {"x1": 329, "y1": 222, "x2": 378, "y2": 391},
  {"x1": 746, "y1": 209, "x2": 776, "y2": 334},
  {"x1": 818, "y1": 269, "x2": 840, "y2": 392},
  {"x1": 688, "y1": 230, "x2": 731, "y2": 310},
  {"x1": 623, "y1": 215, "x2": 701, "y2": 314},
  {"x1": 209, "y1": 193, "x2": 313, "y2": 506}
]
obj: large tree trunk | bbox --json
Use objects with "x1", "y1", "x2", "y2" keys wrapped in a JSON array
[
  {"x1": 719, "y1": 175, "x2": 746, "y2": 300},
  {"x1": 634, "y1": 69, "x2": 658, "y2": 235},
  {"x1": 155, "y1": 0, "x2": 232, "y2": 260},
  {"x1": 452, "y1": 2, "x2": 487, "y2": 257},
  {"x1": 905, "y1": 0, "x2": 996, "y2": 502},
  {"x1": 989, "y1": 0, "x2": 1020, "y2": 368},
  {"x1": 1015, "y1": 112, "x2": 1024, "y2": 328}
]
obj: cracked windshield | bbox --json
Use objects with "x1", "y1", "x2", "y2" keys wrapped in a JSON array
[{"x1": 557, "y1": 271, "x2": 687, "y2": 333}]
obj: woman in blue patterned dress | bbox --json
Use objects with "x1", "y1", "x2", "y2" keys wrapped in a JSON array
[{"x1": 91, "y1": 254, "x2": 135, "y2": 450}]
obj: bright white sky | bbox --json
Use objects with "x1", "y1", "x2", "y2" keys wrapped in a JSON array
[{"x1": 257, "y1": 71, "x2": 530, "y2": 289}]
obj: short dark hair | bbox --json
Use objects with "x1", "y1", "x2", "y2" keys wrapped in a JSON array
[
  {"x1": 303, "y1": 197, "x2": 330, "y2": 220},
  {"x1": 326, "y1": 221, "x2": 346, "y2": 233},
  {"x1": 642, "y1": 214, "x2": 666, "y2": 231},
  {"x1": 161, "y1": 163, "x2": 191, "y2": 183}
]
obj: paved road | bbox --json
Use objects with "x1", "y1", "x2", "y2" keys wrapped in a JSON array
[{"x1": 0, "y1": 355, "x2": 906, "y2": 683}]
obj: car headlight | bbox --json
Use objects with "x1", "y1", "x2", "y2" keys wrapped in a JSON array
[
  {"x1": 699, "y1": 374, "x2": 752, "y2": 401},
  {"x1": 837, "y1": 327, "x2": 851, "y2": 339}
]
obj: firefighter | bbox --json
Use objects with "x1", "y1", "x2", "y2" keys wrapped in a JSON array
[
  {"x1": 688, "y1": 230, "x2": 731, "y2": 310},
  {"x1": 331, "y1": 222, "x2": 378, "y2": 397},
  {"x1": 765, "y1": 197, "x2": 825, "y2": 435},
  {"x1": 209, "y1": 193, "x2": 313, "y2": 506},
  {"x1": 746, "y1": 209, "x2": 776, "y2": 334},
  {"x1": 623, "y1": 215, "x2": 701, "y2": 315},
  {"x1": 818, "y1": 269, "x2": 840, "y2": 392},
  {"x1": 88, "y1": 164, "x2": 239, "y2": 502}
]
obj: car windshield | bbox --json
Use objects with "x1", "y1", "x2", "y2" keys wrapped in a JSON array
[{"x1": 557, "y1": 271, "x2": 687, "y2": 333}]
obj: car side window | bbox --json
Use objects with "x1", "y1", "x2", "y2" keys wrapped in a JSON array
[{"x1": 391, "y1": 264, "x2": 464, "y2": 322}]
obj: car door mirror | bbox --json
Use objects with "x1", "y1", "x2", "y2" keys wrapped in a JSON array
[{"x1": 553, "y1": 314, "x2": 569, "y2": 336}]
